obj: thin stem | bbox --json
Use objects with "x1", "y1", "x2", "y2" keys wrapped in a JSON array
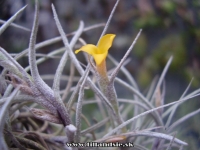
[
  {"x1": 0, "y1": 87, "x2": 19, "y2": 150},
  {"x1": 62, "y1": 62, "x2": 75, "y2": 101},
  {"x1": 150, "y1": 56, "x2": 173, "y2": 103},
  {"x1": 97, "y1": 131, "x2": 187, "y2": 146},
  {"x1": 109, "y1": 29, "x2": 142, "y2": 84},
  {"x1": 104, "y1": 93, "x2": 200, "y2": 137},
  {"x1": 14, "y1": 23, "x2": 105, "y2": 61},
  {"x1": 81, "y1": 118, "x2": 109, "y2": 136},
  {"x1": 75, "y1": 66, "x2": 90, "y2": 142},
  {"x1": 168, "y1": 108, "x2": 200, "y2": 133},
  {"x1": 25, "y1": 47, "x2": 65, "y2": 72},
  {"x1": 0, "y1": 19, "x2": 30, "y2": 31},
  {"x1": 4, "y1": 130, "x2": 26, "y2": 150},
  {"x1": 98, "y1": 0, "x2": 120, "y2": 41},
  {"x1": 165, "y1": 78, "x2": 193, "y2": 127},
  {"x1": 28, "y1": 0, "x2": 55, "y2": 102},
  {"x1": 108, "y1": 54, "x2": 138, "y2": 89},
  {"x1": 115, "y1": 77, "x2": 163, "y2": 126},
  {"x1": 166, "y1": 133, "x2": 177, "y2": 150},
  {"x1": 0, "y1": 5, "x2": 27, "y2": 35},
  {"x1": 52, "y1": 21, "x2": 84, "y2": 92},
  {"x1": 0, "y1": 47, "x2": 31, "y2": 85},
  {"x1": 16, "y1": 136, "x2": 46, "y2": 150}
]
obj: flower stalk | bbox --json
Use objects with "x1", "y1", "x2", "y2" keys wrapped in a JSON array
[{"x1": 75, "y1": 34, "x2": 125, "y2": 130}]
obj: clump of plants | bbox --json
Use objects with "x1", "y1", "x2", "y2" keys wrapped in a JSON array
[{"x1": 0, "y1": 0, "x2": 199, "y2": 150}]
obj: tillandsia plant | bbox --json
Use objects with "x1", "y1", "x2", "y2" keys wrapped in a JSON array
[{"x1": 0, "y1": 0, "x2": 200, "y2": 150}]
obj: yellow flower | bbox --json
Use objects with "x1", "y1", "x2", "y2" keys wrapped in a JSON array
[{"x1": 75, "y1": 34, "x2": 116, "y2": 65}]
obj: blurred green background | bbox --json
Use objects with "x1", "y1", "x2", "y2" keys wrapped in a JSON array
[{"x1": 0, "y1": 0, "x2": 200, "y2": 149}]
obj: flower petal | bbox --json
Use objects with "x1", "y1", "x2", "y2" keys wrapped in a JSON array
[
  {"x1": 93, "y1": 51, "x2": 108, "y2": 65},
  {"x1": 75, "y1": 44, "x2": 98, "y2": 55},
  {"x1": 97, "y1": 34, "x2": 116, "y2": 53}
]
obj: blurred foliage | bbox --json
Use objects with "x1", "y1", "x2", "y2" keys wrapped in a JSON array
[
  {"x1": 152, "y1": 34, "x2": 186, "y2": 71},
  {"x1": 1, "y1": 0, "x2": 199, "y2": 89},
  {"x1": 131, "y1": 0, "x2": 200, "y2": 88}
]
